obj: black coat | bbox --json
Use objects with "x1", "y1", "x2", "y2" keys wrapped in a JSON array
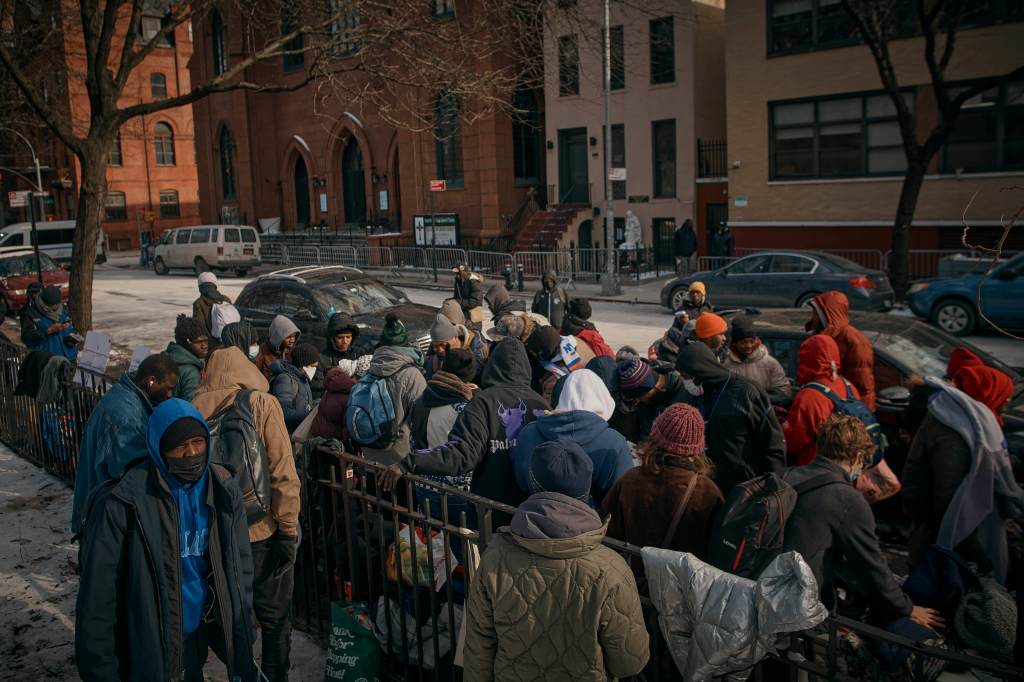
[
  {"x1": 313, "y1": 313, "x2": 366, "y2": 398},
  {"x1": 674, "y1": 224, "x2": 698, "y2": 258},
  {"x1": 75, "y1": 459, "x2": 255, "y2": 681},
  {"x1": 783, "y1": 457, "x2": 913, "y2": 620},
  {"x1": 453, "y1": 275, "x2": 484, "y2": 315},
  {"x1": 676, "y1": 343, "x2": 785, "y2": 494},
  {"x1": 530, "y1": 270, "x2": 568, "y2": 328}
]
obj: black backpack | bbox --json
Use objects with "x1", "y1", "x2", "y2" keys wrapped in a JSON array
[
  {"x1": 207, "y1": 390, "x2": 271, "y2": 525},
  {"x1": 708, "y1": 472, "x2": 838, "y2": 579}
]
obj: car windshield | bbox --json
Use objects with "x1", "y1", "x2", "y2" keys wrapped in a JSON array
[
  {"x1": 312, "y1": 280, "x2": 406, "y2": 316},
  {"x1": 0, "y1": 253, "x2": 61, "y2": 276}
]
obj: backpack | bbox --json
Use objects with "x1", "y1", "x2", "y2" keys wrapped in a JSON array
[
  {"x1": 207, "y1": 390, "x2": 271, "y2": 525},
  {"x1": 210, "y1": 302, "x2": 241, "y2": 340},
  {"x1": 806, "y1": 378, "x2": 886, "y2": 463},
  {"x1": 708, "y1": 472, "x2": 838, "y2": 578},
  {"x1": 346, "y1": 373, "x2": 398, "y2": 448}
]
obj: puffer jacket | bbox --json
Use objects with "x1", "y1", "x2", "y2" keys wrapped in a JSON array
[
  {"x1": 531, "y1": 270, "x2": 569, "y2": 329},
  {"x1": 463, "y1": 493, "x2": 649, "y2": 681},
  {"x1": 723, "y1": 343, "x2": 792, "y2": 405},
  {"x1": 361, "y1": 346, "x2": 427, "y2": 465},
  {"x1": 269, "y1": 360, "x2": 314, "y2": 432},
  {"x1": 310, "y1": 367, "x2": 355, "y2": 443},
  {"x1": 165, "y1": 341, "x2": 205, "y2": 401},
  {"x1": 783, "y1": 335, "x2": 860, "y2": 466},
  {"x1": 809, "y1": 291, "x2": 876, "y2": 410},
  {"x1": 193, "y1": 347, "x2": 300, "y2": 543}
]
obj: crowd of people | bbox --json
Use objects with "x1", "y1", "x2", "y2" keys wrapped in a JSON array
[{"x1": 30, "y1": 264, "x2": 1020, "y2": 679}]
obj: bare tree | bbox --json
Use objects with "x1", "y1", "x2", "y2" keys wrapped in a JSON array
[{"x1": 840, "y1": 0, "x2": 1024, "y2": 296}]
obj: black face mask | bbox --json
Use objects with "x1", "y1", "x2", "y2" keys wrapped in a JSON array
[{"x1": 165, "y1": 452, "x2": 206, "y2": 485}]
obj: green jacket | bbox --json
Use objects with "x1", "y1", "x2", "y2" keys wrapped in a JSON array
[
  {"x1": 464, "y1": 494, "x2": 649, "y2": 681},
  {"x1": 164, "y1": 341, "x2": 205, "y2": 401}
]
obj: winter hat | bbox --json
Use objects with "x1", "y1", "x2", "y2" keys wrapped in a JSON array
[
  {"x1": 487, "y1": 314, "x2": 525, "y2": 342},
  {"x1": 947, "y1": 346, "x2": 984, "y2": 380},
  {"x1": 955, "y1": 365, "x2": 1014, "y2": 425},
  {"x1": 379, "y1": 313, "x2": 408, "y2": 347},
  {"x1": 442, "y1": 348, "x2": 478, "y2": 383},
  {"x1": 688, "y1": 281, "x2": 706, "y2": 295},
  {"x1": 526, "y1": 325, "x2": 562, "y2": 361},
  {"x1": 731, "y1": 316, "x2": 757, "y2": 342},
  {"x1": 568, "y1": 298, "x2": 592, "y2": 320},
  {"x1": 327, "y1": 312, "x2": 360, "y2": 338},
  {"x1": 439, "y1": 299, "x2": 466, "y2": 326},
  {"x1": 198, "y1": 271, "x2": 218, "y2": 286},
  {"x1": 616, "y1": 345, "x2": 639, "y2": 362},
  {"x1": 526, "y1": 440, "x2": 593, "y2": 500},
  {"x1": 40, "y1": 285, "x2": 62, "y2": 305},
  {"x1": 291, "y1": 342, "x2": 320, "y2": 368},
  {"x1": 174, "y1": 314, "x2": 208, "y2": 346},
  {"x1": 695, "y1": 312, "x2": 728, "y2": 340},
  {"x1": 485, "y1": 283, "x2": 511, "y2": 310},
  {"x1": 430, "y1": 313, "x2": 458, "y2": 345},
  {"x1": 159, "y1": 416, "x2": 207, "y2": 456},
  {"x1": 649, "y1": 403, "x2": 705, "y2": 457},
  {"x1": 353, "y1": 354, "x2": 373, "y2": 377},
  {"x1": 557, "y1": 369, "x2": 615, "y2": 421},
  {"x1": 618, "y1": 358, "x2": 656, "y2": 395}
]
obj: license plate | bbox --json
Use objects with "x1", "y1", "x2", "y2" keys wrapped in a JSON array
[{"x1": 243, "y1": 247, "x2": 254, "y2": 255}]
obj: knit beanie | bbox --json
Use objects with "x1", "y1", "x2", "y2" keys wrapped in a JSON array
[
  {"x1": 379, "y1": 313, "x2": 408, "y2": 347},
  {"x1": 526, "y1": 326, "x2": 562, "y2": 361},
  {"x1": 568, "y1": 298, "x2": 592, "y2": 320},
  {"x1": 291, "y1": 342, "x2": 320, "y2": 368},
  {"x1": 688, "y1": 281, "x2": 706, "y2": 295},
  {"x1": 40, "y1": 285, "x2": 62, "y2": 305},
  {"x1": 649, "y1": 403, "x2": 705, "y2": 457},
  {"x1": 731, "y1": 316, "x2": 757, "y2": 342},
  {"x1": 618, "y1": 358, "x2": 655, "y2": 395},
  {"x1": 430, "y1": 313, "x2": 458, "y2": 345},
  {"x1": 526, "y1": 440, "x2": 593, "y2": 500},
  {"x1": 198, "y1": 271, "x2": 218, "y2": 286},
  {"x1": 695, "y1": 312, "x2": 728, "y2": 340},
  {"x1": 159, "y1": 416, "x2": 207, "y2": 456},
  {"x1": 442, "y1": 348, "x2": 478, "y2": 383}
]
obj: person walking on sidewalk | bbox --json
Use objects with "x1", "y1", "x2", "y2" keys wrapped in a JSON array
[
  {"x1": 674, "y1": 218, "x2": 698, "y2": 275},
  {"x1": 531, "y1": 269, "x2": 569, "y2": 330}
]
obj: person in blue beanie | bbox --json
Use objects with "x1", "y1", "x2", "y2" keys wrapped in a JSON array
[{"x1": 75, "y1": 398, "x2": 256, "y2": 681}]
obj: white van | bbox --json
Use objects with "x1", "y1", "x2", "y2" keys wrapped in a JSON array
[
  {"x1": 152, "y1": 225, "x2": 261, "y2": 277},
  {"x1": 0, "y1": 220, "x2": 107, "y2": 263}
]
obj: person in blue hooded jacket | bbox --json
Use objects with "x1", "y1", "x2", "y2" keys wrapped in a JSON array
[
  {"x1": 511, "y1": 368, "x2": 634, "y2": 507},
  {"x1": 71, "y1": 353, "x2": 180, "y2": 534},
  {"x1": 75, "y1": 398, "x2": 256, "y2": 682},
  {"x1": 20, "y1": 285, "x2": 79, "y2": 360}
]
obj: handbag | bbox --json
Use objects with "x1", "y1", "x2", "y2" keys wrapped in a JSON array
[{"x1": 854, "y1": 458, "x2": 901, "y2": 503}]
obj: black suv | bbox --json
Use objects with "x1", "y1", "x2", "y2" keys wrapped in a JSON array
[{"x1": 234, "y1": 266, "x2": 438, "y2": 351}]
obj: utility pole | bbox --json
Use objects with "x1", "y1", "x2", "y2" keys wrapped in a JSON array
[
  {"x1": 2, "y1": 127, "x2": 46, "y2": 283},
  {"x1": 600, "y1": 0, "x2": 621, "y2": 296}
]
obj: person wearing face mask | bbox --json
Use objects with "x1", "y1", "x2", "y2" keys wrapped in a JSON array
[
  {"x1": 20, "y1": 284, "x2": 79, "y2": 360},
  {"x1": 166, "y1": 315, "x2": 210, "y2": 401},
  {"x1": 75, "y1": 398, "x2": 255, "y2": 681},
  {"x1": 255, "y1": 314, "x2": 300, "y2": 380},
  {"x1": 782, "y1": 413, "x2": 945, "y2": 633},
  {"x1": 269, "y1": 342, "x2": 319, "y2": 433},
  {"x1": 71, "y1": 354, "x2": 180, "y2": 534},
  {"x1": 219, "y1": 320, "x2": 260, "y2": 362},
  {"x1": 723, "y1": 316, "x2": 792, "y2": 405}
]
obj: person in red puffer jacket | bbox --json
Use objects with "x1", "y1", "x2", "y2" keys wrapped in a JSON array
[
  {"x1": 806, "y1": 291, "x2": 875, "y2": 410},
  {"x1": 561, "y1": 298, "x2": 615, "y2": 358},
  {"x1": 783, "y1": 334, "x2": 862, "y2": 466},
  {"x1": 310, "y1": 357, "x2": 370, "y2": 447}
]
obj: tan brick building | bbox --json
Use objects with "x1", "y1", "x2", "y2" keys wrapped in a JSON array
[{"x1": 725, "y1": 2, "x2": 1024, "y2": 255}]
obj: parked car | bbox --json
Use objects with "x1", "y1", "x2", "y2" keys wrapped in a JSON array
[
  {"x1": 0, "y1": 249, "x2": 69, "y2": 317},
  {"x1": 152, "y1": 224, "x2": 261, "y2": 277},
  {"x1": 234, "y1": 265, "x2": 437, "y2": 351},
  {"x1": 906, "y1": 252, "x2": 1024, "y2": 336},
  {"x1": 660, "y1": 251, "x2": 894, "y2": 312},
  {"x1": 0, "y1": 220, "x2": 107, "y2": 263}
]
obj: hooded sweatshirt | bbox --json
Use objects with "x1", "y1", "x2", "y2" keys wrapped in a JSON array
[
  {"x1": 361, "y1": 346, "x2": 427, "y2": 465},
  {"x1": 531, "y1": 270, "x2": 568, "y2": 329},
  {"x1": 676, "y1": 343, "x2": 786, "y2": 494},
  {"x1": 314, "y1": 313, "x2": 366, "y2": 398},
  {"x1": 809, "y1": 291, "x2": 876, "y2": 410},
  {"x1": 255, "y1": 315, "x2": 300, "y2": 379},
  {"x1": 220, "y1": 322, "x2": 258, "y2": 358},
  {"x1": 783, "y1": 335, "x2": 860, "y2": 466},
  {"x1": 165, "y1": 341, "x2": 205, "y2": 401},
  {"x1": 407, "y1": 338, "x2": 549, "y2": 528},
  {"x1": 485, "y1": 283, "x2": 526, "y2": 319},
  {"x1": 724, "y1": 343, "x2": 792, "y2": 404},
  {"x1": 193, "y1": 284, "x2": 231, "y2": 338}
]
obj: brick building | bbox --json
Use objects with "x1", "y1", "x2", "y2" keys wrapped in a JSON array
[
  {"x1": 725, "y1": 2, "x2": 1024, "y2": 255},
  {"x1": 189, "y1": 3, "x2": 542, "y2": 248},
  {"x1": 0, "y1": 7, "x2": 200, "y2": 251}
]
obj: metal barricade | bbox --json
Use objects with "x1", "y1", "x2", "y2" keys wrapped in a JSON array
[
  {"x1": 260, "y1": 241, "x2": 286, "y2": 265},
  {"x1": 886, "y1": 249, "x2": 1020, "y2": 280},
  {"x1": 318, "y1": 245, "x2": 361, "y2": 269},
  {"x1": 282, "y1": 245, "x2": 321, "y2": 266},
  {"x1": 466, "y1": 250, "x2": 513, "y2": 277},
  {"x1": 390, "y1": 246, "x2": 428, "y2": 272},
  {"x1": 422, "y1": 247, "x2": 468, "y2": 273},
  {"x1": 567, "y1": 248, "x2": 613, "y2": 283},
  {"x1": 514, "y1": 251, "x2": 573, "y2": 280}
]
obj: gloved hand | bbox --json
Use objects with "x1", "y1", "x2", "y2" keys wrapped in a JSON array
[
  {"x1": 275, "y1": 531, "x2": 299, "y2": 567},
  {"x1": 650, "y1": 359, "x2": 675, "y2": 375}
]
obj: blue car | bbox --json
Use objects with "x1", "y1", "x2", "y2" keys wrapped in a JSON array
[{"x1": 907, "y1": 253, "x2": 1024, "y2": 336}]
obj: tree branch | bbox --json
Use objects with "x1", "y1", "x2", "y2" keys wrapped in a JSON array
[
  {"x1": 962, "y1": 188, "x2": 1024, "y2": 341},
  {"x1": 115, "y1": 1, "x2": 193, "y2": 90},
  {"x1": 0, "y1": 42, "x2": 81, "y2": 154}
]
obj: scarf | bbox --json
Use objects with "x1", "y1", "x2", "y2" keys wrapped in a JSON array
[
  {"x1": 424, "y1": 370, "x2": 475, "y2": 406},
  {"x1": 33, "y1": 294, "x2": 63, "y2": 322}
]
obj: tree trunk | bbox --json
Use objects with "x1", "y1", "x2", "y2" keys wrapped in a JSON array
[
  {"x1": 69, "y1": 145, "x2": 109, "y2": 333},
  {"x1": 888, "y1": 160, "x2": 928, "y2": 299}
]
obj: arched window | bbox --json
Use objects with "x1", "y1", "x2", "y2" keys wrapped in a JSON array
[
  {"x1": 293, "y1": 156, "x2": 310, "y2": 228},
  {"x1": 219, "y1": 126, "x2": 236, "y2": 200},
  {"x1": 154, "y1": 122, "x2": 175, "y2": 165},
  {"x1": 211, "y1": 9, "x2": 227, "y2": 76},
  {"x1": 150, "y1": 72, "x2": 167, "y2": 98},
  {"x1": 434, "y1": 90, "x2": 463, "y2": 188},
  {"x1": 512, "y1": 88, "x2": 540, "y2": 185}
]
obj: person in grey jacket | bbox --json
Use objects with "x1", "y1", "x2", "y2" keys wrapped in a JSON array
[{"x1": 723, "y1": 317, "x2": 792, "y2": 405}]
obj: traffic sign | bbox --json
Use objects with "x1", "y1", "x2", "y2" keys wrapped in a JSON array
[
  {"x1": 7, "y1": 190, "x2": 30, "y2": 207},
  {"x1": 429, "y1": 179, "x2": 446, "y2": 192},
  {"x1": 608, "y1": 167, "x2": 627, "y2": 181}
]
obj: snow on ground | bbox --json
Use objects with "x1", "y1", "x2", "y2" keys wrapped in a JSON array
[{"x1": 0, "y1": 445, "x2": 325, "y2": 681}]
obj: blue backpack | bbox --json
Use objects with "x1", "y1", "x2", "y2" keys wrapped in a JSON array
[
  {"x1": 346, "y1": 373, "x2": 398, "y2": 448},
  {"x1": 806, "y1": 379, "x2": 886, "y2": 464}
]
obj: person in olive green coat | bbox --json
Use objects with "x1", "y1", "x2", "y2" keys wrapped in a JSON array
[
  {"x1": 463, "y1": 440, "x2": 649, "y2": 682},
  {"x1": 165, "y1": 315, "x2": 208, "y2": 401}
]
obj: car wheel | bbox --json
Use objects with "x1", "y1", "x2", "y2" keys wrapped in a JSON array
[
  {"x1": 236, "y1": 269, "x2": 249, "y2": 278},
  {"x1": 932, "y1": 299, "x2": 976, "y2": 336},
  {"x1": 796, "y1": 292, "x2": 821, "y2": 308},
  {"x1": 153, "y1": 257, "x2": 168, "y2": 276},
  {"x1": 669, "y1": 287, "x2": 688, "y2": 311},
  {"x1": 194, "y1": 257, "x2": 209, "y2": 275}
]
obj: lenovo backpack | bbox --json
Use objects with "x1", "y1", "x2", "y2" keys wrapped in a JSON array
[
  {"x1": 708, "y1": 472, "x2": 838, "y2": 578},
  {"x1": 806, "y1": 378, "x2": 886, "y2": 464},
  {"x1": 207, "y1": 390, "x2": 271, "y2": 525},
  {"x1": 346, "y1": 373, "x2": 398, "y2": 448}
]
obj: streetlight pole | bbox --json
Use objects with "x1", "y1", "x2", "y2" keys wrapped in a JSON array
[
  {"x1": 599, "y1": 0, "x2": 621, "y2": 296},
  {"x1": 2, "y1": 127, "x2": 46, "y2": 283}
]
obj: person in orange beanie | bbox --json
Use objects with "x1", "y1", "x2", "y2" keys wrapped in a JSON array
[{"x1": 694, "y1": 312, "x2": 728, "y2": 359}]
